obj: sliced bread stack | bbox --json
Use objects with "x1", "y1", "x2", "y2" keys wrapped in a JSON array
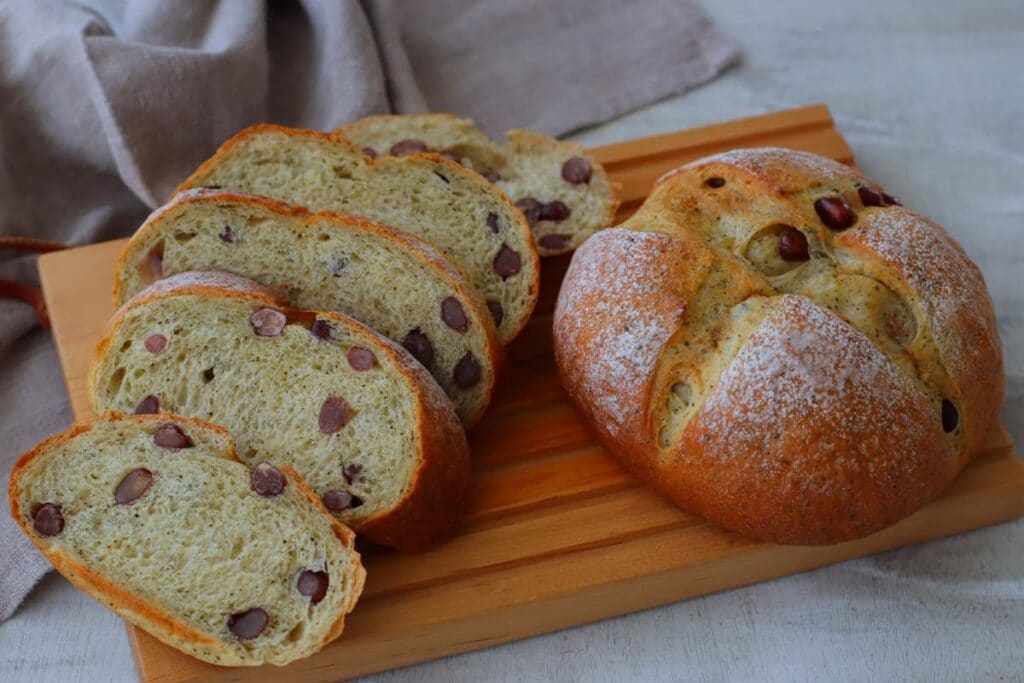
[
  {"x1": 89, "y1": 271, "x2": 471, "y2": 552},
  {"x1": 8, "y1": 413, "x2": 365, "y2": 667},
  {"x1": 113, "y1": 190, "x2": 503, "y2": 427},
  {"x1": 337, "y1": 114, "x2": 620, "y2": 256},
  {"x1": 176, "y1": 123, "x2": 540, "y2": 344},
  {"x1": 13, "y1": 114, "x2": 590, "y2": 666}
]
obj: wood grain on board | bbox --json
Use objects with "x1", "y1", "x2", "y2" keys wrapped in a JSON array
[{"x1": 38, "y1": 105, "x2": 1024, "y2": 683}]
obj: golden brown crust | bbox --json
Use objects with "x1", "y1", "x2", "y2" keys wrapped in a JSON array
[
  {"x1": 554, "y1": 147, "x2": 1004, "y2": 545},
  {"x1": 113, "y1": 189, "x2": 505, "y2": 427},
  {"x1": 112, "y1": 189, "x2": 310, "y2": 305},
  {"x1": 337, "y1": 112, "x2": 465, "y2": 135},
  {"x1": 834, "y1": 209, "x2": 1004, "y2": 465},
  {"x1": 677, "y1": 295, "x2": 957, "y2": 543},
  {"x1": 174, "y1": 124, "x2": 354, "y2": 198},
  {"x1": 90, "y1": 271, "x2": 472, "y2": 551},
  {"x1": 337, "y1": 114, "x2": 621, "y2": 257},
  {"x1": 8, "y1": 413, "x2": 362, "y2": 666},
  {"x1": 279, "y1": 463, "x2": 365, "y2": 644},
  {"x1": 90, "y1": 272, "x2": 285, "y2": 398},
  {"x1": 175, "y1": 123, "x2": 541, "y2": 344},
  {"x1": 555, "y1": 229, "x2": 713, "y2": 457},
  {"x1": 314, "y1": 306, "x2": 472, "y2": 551}
]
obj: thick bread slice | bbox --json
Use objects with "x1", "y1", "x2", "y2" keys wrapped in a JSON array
[
  {"x1": 8, "y1": 413, "x2": 365, "y2": 667},
  {"x1": 89, "y1": 271, "x2": 471, "y2": 551},
  {"x1": 176, "y1": 124, "x2": 540, "y2": 344},
  {"x1": 113, "y1": 189, "x2": 504, "y2": 427},
  {"x1": 336, "y1": 114, "x2": 621, "y2": 256}
]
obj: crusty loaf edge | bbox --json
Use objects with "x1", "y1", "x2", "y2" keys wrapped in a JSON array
[
  {"x1": 112, "y1": 189, "x2": 506, "y2": 428},
  {"x1": 175, "y1": 122, "x2": 542, "y2": 344},
  {"x1": 553, "y1": 230, "x2": 960, "y2": 544},
  {"x1": 110, "y1": 189, "x2": 309, "y2": 306},
  {"x1": 7, "y1": 412, "x2": 365, "y2": 667},
  {"x1": 90, "y1": 271, "x2": 472, "y2": 551},
  {"x1": 336, "y1": 114, "x2": 623, "y2": 257},
  {"x1": 505, "y1": 127, "x2": 622, "y2": 255}
]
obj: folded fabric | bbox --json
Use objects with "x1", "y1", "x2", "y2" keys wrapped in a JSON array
[{"x1": 0, "y1": 0, "x2": 737, "y2": 620}]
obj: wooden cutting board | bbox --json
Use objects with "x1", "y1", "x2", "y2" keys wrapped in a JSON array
[{"x1": 38, "y1": 105, "x2": 1024, "y2": 683}]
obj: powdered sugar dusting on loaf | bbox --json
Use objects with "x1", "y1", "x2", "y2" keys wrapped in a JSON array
[
  {"x1": 692, "y1": 295, "x2": 943, "y2": 486},
  {"x1": 657, "y1": 146, "x2": 861, "y2": 187},
  {"x1": 555, "y1": 229, "x2": 685, "y2": 439},
  {"x1": 844, "y1": 208, "x2": 999, "y2": 386}
]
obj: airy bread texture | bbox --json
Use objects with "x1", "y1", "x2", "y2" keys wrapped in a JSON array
[
  {"x1": 113, "y1": 189, "x2": 503, "y2": 426},
  {"x1": 89, "y1": 272, "x2": 471, "y2": 551},
  {"x1": 8, "y1": 413, "x2": 364, "y2": 667},
  {"x1": 554, "y1": 147, "x2": 1004, "y2": 545},
  {"x1": 337, "y1": 114, "x2": 621, "y2": 256},
  {"x1": 176, "y1": 124, "x2": 540, "y2": 344}
]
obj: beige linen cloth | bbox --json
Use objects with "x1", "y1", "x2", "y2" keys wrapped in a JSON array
[{"x1": 0, "y1": 0, "x2": 737, "y2": 619}]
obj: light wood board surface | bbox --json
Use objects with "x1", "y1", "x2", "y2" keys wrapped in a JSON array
[{"x1": 37, "y1": 104, "x2": 1024, "y2": 683}]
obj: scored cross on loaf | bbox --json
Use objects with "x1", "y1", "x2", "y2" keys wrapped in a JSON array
[{"x1": 554, "y1": 147, "x2": 1004, "y2": 544}]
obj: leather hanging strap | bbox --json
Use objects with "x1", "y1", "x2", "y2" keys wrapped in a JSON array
[{"x1": 0, "y1": 236, "x2": 70, "y2": 329}]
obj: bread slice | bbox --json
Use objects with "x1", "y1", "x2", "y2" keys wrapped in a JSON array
[
  {"x1": 8, "y1": 412, "x2": 365, "y2": 667},
  {"x1": 336, "y1": 114, "x2": 621, "y2": 256},
  {"x1": 176, "y1": 124, "x2": 540, "y2": 344},
  {"x1": 89, "y1": 271, "x2": 471, "y2": 551},
  {"x1": 113, "y1": 189, "x2": 503, "y2": 427}
]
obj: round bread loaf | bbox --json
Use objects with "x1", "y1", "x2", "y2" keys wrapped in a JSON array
[{"x1": 553, "y1": 147, "x2": 1004, "y2": 545}]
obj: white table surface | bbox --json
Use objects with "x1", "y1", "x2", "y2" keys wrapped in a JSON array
[{"x1": 2, "y1": 1, "x2": 1023, "y2": 681}]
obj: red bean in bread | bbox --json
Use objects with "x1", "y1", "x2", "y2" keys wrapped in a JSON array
[
  {"x1": 858, "y1": 186, "x2": 885, "y2": 207},
  {"x1": 33, "y1": 503, "x2": 64, "y2": 536},
  {"x1": 250, "y1": 462, "x2": 285, "y2": 497},
  {"x1": 153, "y1": 423, "x2": 193, "y2": 449},
  {"x1": 134, "y1": 395, "x2": 160, "y2": 414},
  {"x1": 318, "y1": 397, "x2": 350, "y2": 434},
  {"x1": 322, "y1": 490, "x2": 353, "y2": 511},
  {"x1": 310, "y1": 319, "x2": 334, "y2": 340},
  {"x1": 250, "y1": 308, "x2": 286, "y2": 337},
  {"x1": 296, "y1": 570, "x2": 329, "y2": 604},
  {"x1": 539, "y1": 200, "x2": 571, "y2": 222},
  {"x1": 346, "y1": 347, "x2": 376, "y2": 371},
  {"x1": 486, "y1": 212, "x2": 500, "y2": 233},
  {"x1": 492, "y1": 244, "x2": 522, "y2": 278},
  {"x1": 228, "y1": 608, "x2": 269, "y2": 640},
  {"x1": 453, "y1": 353, "x2": 482, "y2": 389},
  {"x1": 389, "y1": 138, "x2": 429, "y2": 156},
  {"x1": 561, "y1": 156, "x2": 592, "y2": 184},
  {"x1": 115, "y1": 468, "x2": 154, "y2": 504},
  {"x1": 515, "y1": 198, "x2": 542, "y2": 226},
  {"x1": 814, "y1": 196, "x2": 856, "y2": 230},
  {"x1": 777, "y1": 226, "x2": 810, "y2": 261},
  {"x1": 440, "y1": 297, "x2": 469, "y2": 332},
  {"x1": 401, "y1": 329, "x2": 434, "y2": 369},
  {"x1": 144, "y1": 334, "x2": 167, "y2": 353}
]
